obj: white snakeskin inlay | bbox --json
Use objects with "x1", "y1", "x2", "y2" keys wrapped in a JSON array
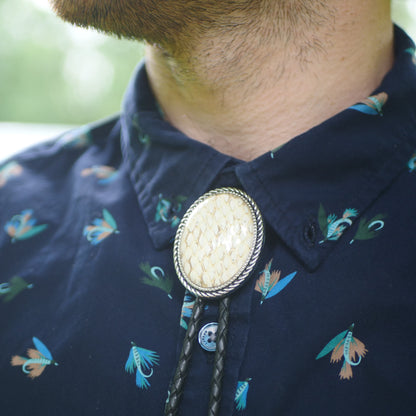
[{"x1": 179, "y1": 193, "x2": 255, "y2": 289}]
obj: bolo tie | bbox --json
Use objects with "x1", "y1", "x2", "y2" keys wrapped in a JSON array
[{"x1": 164, "y1": 187, "x2": 264, "y2": 416}]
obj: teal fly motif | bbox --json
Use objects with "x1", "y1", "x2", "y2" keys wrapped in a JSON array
[
  {"x1": 350, "y1": 214, "x2": 386, "y2": 244},
  {"x1": 349, "y1": 92, "x2": 388, "y2": 116},
  {"x1": 405, "y1": 47, "x2": 416, "y2": 64},
  {"x1": 254, "y1": 259, "x2": 297, "y2": 304},
  {"x1": 234, "y1": 378, "x2": 251, "y2": 411},
  {"x1": 125, "y1": 342, "x2": 159, "y2": 389},
  {"x1": 270, "y1": 144, "x2": 285, "y2": 159},
  {"x1": 0, "y1": 276, "x2": 33, "y2": 303},
  {"x1": 155, "y1": 194, "x2": 187, "y2": 228},
  {"x1": 408, "y1": 152, "x2": 416, "y2": 172},
  {"x1": 83, "y1": 209, "x2": 119, "y2": 245},
  {"x1": 179, "y1": 291, "x2": 208, "y2": 329},
  {"x1": 11, "y1": 337, "x2": 58, "y2": 379},
  {"x1": 140, "y1": 263, "x2": 173, "y2": 299},
  {"x1": 180, "y1": 291, "x2": 196, "y2": 329},
  {"x1": 4, "y1": 210, "x2": 48, "y2": 243},
  {"x1": 318, "y1": 204, "x2": 358, "y2": 243},
  {"x1": 132, "y1": 114, "x2": 151, "y2": 147},
  {"x1": 0, "y1": 161, "x2": 23, "y2": 188},
  {"x1": 316, "y1": 323, "x2": 367, "y2": 380},
  {"x1": 81, "y1": 165, "x2": 118, "y2": 184}
]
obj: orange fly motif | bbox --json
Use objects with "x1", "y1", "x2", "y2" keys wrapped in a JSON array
[
  {"x1": 11, "y1": 337, "x2": 58, "y2": 379},
  {"x1": 4, "y1": 210, "x2": 48, "y2": 243},
  {"x1": 316, "y1": 324, "x2": 367, "y2": 380},
  {"x1": 349, "y1": 92, "x2": 388, "y2": 116},
  {"x1": 81, "y1": 165, "x2": 118, "y2": 184},
  {"x1": 255, "y1": 259, "x2": 297, "y2": 304},
  {"x1": 83, "y1": 209, "x2": 119, "y2": 245},
  {"x1": 0, "y1": 161, "x2": 23, "y2": 188}
]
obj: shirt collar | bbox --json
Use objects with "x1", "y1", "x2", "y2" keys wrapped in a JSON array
[
  {"x1": 121, "y1": 25, "x2": 416, "y2": 270},
  {"x1": 120, "y1": 68, "x2": 232, "y2": 249}
]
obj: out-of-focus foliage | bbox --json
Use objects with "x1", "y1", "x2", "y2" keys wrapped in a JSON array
[
  {"x1": 0, "y1": 0, "x2": 143, "y2": 125},
  {"x1": 392, "y1": 0, "x2": 416, "y2": 39},
  {"x1": 0, "y1": 0, "x2": 415, "y2": 125}
]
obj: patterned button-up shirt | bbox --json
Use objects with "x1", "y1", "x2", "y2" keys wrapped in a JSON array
[{"x1": 1, "y1": 25, "x2": 415, "y2": 416}]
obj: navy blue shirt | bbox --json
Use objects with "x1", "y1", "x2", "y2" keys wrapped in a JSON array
[{"x1": 1, "y1": 26, "x2": 416, "y2": 415}]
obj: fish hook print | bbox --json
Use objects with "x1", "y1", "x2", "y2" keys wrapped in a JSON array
[
  {"x1": 125, "y1": 342, "x2": 159, "y2": 390},
  {"x1": 11, "y1": 337, "x2": 58, "y2": 379},
  {"x1": 254, "y1": 259, "x2": 297, "y2": 304},
  {"x1": 316, "y1": 323, "x2": 367, "y2": 380}
]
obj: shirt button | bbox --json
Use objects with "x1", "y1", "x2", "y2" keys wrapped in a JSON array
[{"x1": 198, "y1": 322, "x2": 218, "y2": 352}]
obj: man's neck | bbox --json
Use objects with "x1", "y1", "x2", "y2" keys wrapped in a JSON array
[{"x1": 145, "y1": 1, "x2": 393, "y2": 161}]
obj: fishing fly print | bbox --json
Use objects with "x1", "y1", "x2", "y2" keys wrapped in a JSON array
[
  {"x1": 83, "y1": 209, "x2": 119, "y2": 245},
  {"x1": 81, "y1": 165, "x2": 118, "y2": 184},
  {"x1": 11, "y1": 337, "x2": 58, "y2": 379},
  {"x1": 316, "y1": 323, "x2": 367, "y2": 380},
  {"x1": 318, "y1": 204, "x2": 358, "y2": 243},
  {"x1": 0, "y1": 276, "x2": 33, "y2": 303},
  {"x1": 349, "y1": 92, "x2": 388, "y2": 116},
  {"x1": 408, "y1": 151, "x2": 416, "y2": 172},
  {"x1": 349, "y1": 214, "x2": 385, "y2": 244},
  {"x1": 140, "y1": 263, "x2": 173, "y2": 299},
  {"x1": 132, "y1": 113, "x2": 151, "y2": 147},
  {"x1": 4, "y1": 210, "x2": 48, "y2": 243},
  {"x1": 255, "y1": 259, "x2": 297, "y2": 304},
  {"x1": 180, "y1": 291, "x2": 196, "y2": 329},
  {"x1": 57, "y1": 126, "x2": 92, "y2": 148},
  {"x1": 0, "y1": 161, "x2": 23, "y2": 188},
  {"x1": 125, "y1": 342, "x2": 159, "y2": 390},
  {"x1": 234, "y1": 378, "x2": 251, "y2": 411},
  {"x1": 155, "y1": 194, "x2": 187, "y2": 228},
  {"x1": 179, "y1": 290, "x2": 208, "y2": 330},
  {"x1": 405, "y1": 47, "x2": 416, "y2": 65}
]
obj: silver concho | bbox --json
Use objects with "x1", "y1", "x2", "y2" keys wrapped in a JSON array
[{"x1": 173, "y1": 187, "x2": 264, "y2": 299}]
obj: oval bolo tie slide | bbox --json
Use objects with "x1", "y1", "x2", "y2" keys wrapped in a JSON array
[
  {"x1": 174, "y1": 187, "x2": 264, "y2": 299},
  {"x1": 165, "y1": 187, "x2": 264, "y2": 416}
]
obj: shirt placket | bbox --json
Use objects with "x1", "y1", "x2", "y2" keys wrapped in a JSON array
[{"x1": 173, "y1": 279, "x2": 255, "y2": 415}]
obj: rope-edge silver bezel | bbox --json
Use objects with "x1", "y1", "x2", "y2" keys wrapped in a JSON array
[{"x1": 173, "y1": 187, "x2": 264, "y2": 299}]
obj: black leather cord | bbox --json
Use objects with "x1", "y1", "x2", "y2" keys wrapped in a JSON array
[
  {"x1": 165, "y1": 296, "x2": 231, "y2": 416},
  {"x1": 208, "y1": 296, "x2": 230, "y2": 416},
  {"x1": 165, "y1": 296, "x2": 205, "y2": 416}
]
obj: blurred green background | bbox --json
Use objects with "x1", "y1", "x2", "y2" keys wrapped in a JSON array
[
  {"x1": 0, "y1": 0, "x2": 143, "y2": 125},
  {"x1": 0, "y1": 0, "x2": 416, "y2": 125}
]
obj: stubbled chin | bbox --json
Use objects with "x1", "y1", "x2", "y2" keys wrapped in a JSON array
[
  {"x1": 50, "y1": 0, "x2": 114, "y2": 30},
  {"x1": 48, "y1": 0, "x2": 156, "y2": 41}
]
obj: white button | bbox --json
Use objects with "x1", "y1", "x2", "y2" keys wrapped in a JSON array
[{"x1": 198, "y1": 322, "x2": 218, "y2": 352}]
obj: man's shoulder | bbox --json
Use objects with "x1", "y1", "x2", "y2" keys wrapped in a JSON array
[
  {"x1": 7, "y1": 115, "x2": 120, "y2": 162},
  {"x1": 0, "y1": 115, "x2": 122, "y2": 211}
]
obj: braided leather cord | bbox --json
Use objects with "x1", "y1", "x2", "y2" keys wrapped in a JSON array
[
  {"x1": 165, "y1": 296, "x2": 205, "y2": 416},
  {"x1": 208, "y1": 296, "x2": 230, "y2": 416}
]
